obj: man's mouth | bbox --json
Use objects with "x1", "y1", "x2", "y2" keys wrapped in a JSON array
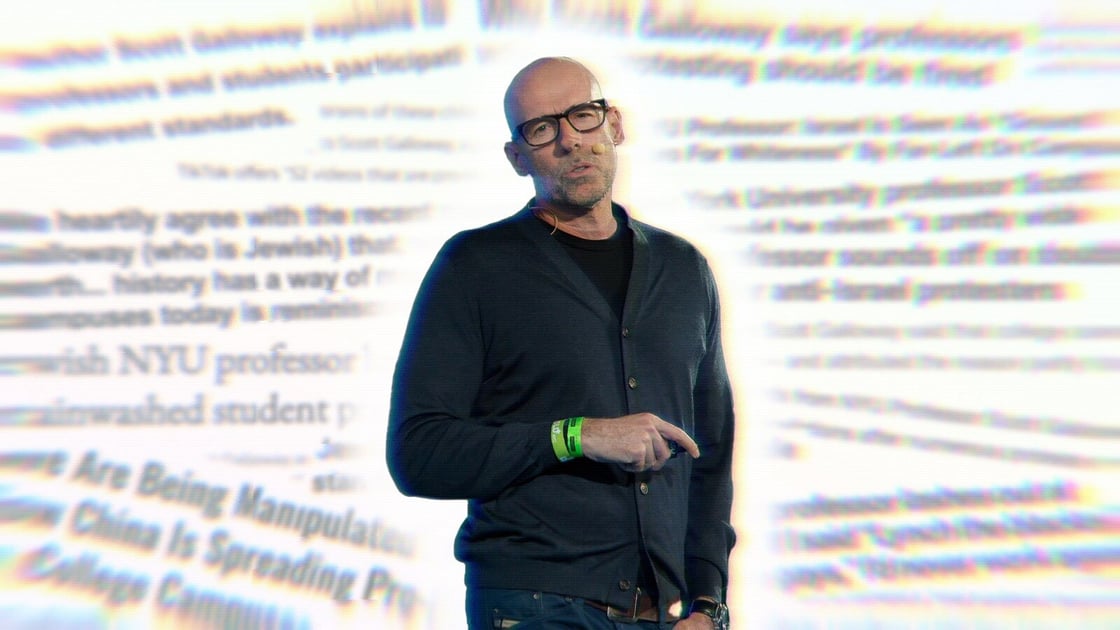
[{"x1": 567, "y1": 163, "x2": 595, "y2": 176}]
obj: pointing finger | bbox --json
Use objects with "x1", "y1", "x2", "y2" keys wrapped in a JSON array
[{"x1": 657, "y1": 422, "x2": 700, "y2": 458}]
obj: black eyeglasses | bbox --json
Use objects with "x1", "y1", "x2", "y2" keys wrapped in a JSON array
[{"x1": 514, "y1": 99, "x2": 609, "y2": 146}]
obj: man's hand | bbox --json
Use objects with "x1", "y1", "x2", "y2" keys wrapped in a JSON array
[
  {"x1": 674, "y1": 613, "x2": 716, "y2": 629},
  {"x1": 580, "y1": 412, "x2": 700, "y2": 472}
]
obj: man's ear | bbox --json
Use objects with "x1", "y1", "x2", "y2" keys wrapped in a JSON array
[
  {"x1": 504, "y1": 141, "x2": 530, "y2": 176},
  {"x1": 607, "y1": 107, "x2": 625, "y2": 146}
]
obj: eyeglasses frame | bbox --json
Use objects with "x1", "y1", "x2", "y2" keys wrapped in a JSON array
[{"x1": 514, "y1": 98, "x2": 610, "y2": 147}]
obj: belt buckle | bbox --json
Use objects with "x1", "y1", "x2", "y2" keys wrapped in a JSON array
[{"x1": 606, "y1": 587, "x2": 641, "y2": 624}]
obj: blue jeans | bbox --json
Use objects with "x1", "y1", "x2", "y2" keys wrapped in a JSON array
[{"x1": 467, "y1": 588, "x2": 678, "y2": 629}]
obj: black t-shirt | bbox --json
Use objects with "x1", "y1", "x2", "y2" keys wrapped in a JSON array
[{"x1": 546, "y1": 217, "x2": 633, "y2": 320}]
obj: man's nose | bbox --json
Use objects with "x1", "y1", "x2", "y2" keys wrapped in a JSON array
[{"x1": 556, "y1": 118, "x2": 582, "y2": 151}]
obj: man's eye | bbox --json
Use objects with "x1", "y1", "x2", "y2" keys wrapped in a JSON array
[{"x1": 528, "y1": 122, "x2": 552, "y2": 136}]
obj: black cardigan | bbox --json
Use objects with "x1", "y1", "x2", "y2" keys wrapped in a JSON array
[{"x1": 388, "y1": 201, "x2": 736, "y2": 608}]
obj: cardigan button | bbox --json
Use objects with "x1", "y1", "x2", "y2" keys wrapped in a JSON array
[
  {"x1": 618, "y1": 579, "x2": 632, "y2": 591},
  {"x1": 639, "y1": 482, "x2": 649, "y2": 495},
  {"x1": 621, "y1": 327, "x2": 631, "y2": 338},
  {"x1": 627, "y1": 377, "x2": 638, "y2": 389}
]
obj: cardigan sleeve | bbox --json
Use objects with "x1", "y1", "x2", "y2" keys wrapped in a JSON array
[
  {"x1": 684, "y1": 261, "x2": 737, "y2": 602},
  {"x1": 386, "y1": 236, "x2": 560, "y2": 501}
]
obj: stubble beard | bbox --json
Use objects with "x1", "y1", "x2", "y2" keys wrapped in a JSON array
[{"x1": 541, "y1": 164, "x2": 614, "y2": 211}]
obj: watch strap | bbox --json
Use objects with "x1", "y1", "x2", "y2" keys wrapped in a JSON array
[{"x1": 687, "y1": 598, "x2": 729, "y2": 629}]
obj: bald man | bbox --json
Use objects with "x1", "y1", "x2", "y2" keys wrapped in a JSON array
[{"x1": 388, "y1": 57, "x2": 734, "y2": 629}]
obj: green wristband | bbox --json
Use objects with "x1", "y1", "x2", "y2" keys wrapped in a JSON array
[
  {"x1": 566, "y1": 416, "x2": 584, "y2": 458},
  {"x1": 551, "y1": 417, "x2": 585, "y2": 462},
  {"x1": 551, "y1": 419, "x2": 575, "y2": 462}
]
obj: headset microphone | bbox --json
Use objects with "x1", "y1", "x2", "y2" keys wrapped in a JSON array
[{"x1": 591, "y1": 143, "x2": 607, "y2": 154}]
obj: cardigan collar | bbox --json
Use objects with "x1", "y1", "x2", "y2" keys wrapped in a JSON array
[{"x1": 512, "y1": 199, "x2": 650, "y2": 325}]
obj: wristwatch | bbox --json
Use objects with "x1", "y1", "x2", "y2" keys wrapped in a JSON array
[{"x1": 687, "y1": 598, "x2": 730, "y2": 630}]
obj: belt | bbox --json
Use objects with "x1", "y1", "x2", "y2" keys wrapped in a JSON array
[{"x1": 584, "y1": 588, "x2": 679, "y2": 624}]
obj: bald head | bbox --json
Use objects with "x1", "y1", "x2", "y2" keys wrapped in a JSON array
[{"x1": 503, "y1": 57, "x2": 603, "y2": 135}]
